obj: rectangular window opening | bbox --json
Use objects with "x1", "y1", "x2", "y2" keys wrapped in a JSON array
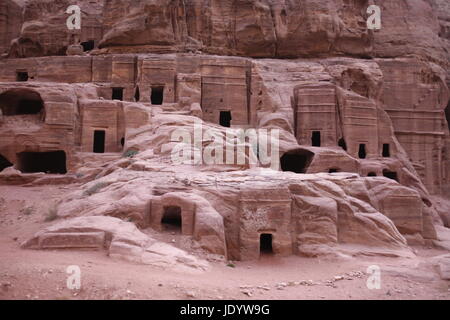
[
  {"x1": 311, "y1": 131, "x2": 321, "y2": 147},
  {"x1": 112, "y1": 87, "x2": 124, "y2": 101},
  {"x1": 382, "y1": 144, "x2": 390, "y2": 157},
  {"x1": 358, "y1": 144, "x2": 367, "y2": 159},
  {"x1": 219, "y1": 111, "x2": 232, "y2": 128},
  {"x1": 93, "y1": 130, "x2": 106, "y2": 153},
  {"x1": 16, "y1": 71, "x2": 29, "y2": 82},
  {"x1": 151, "y1": 86, "x2": 164, "y2": 105},
  {"x1": 260, "y1": 233, "x2": 273, "y2": 255}
]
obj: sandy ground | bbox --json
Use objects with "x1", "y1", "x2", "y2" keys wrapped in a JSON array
[{"x1": 0, "y1": 185, "x2": 449, "y2": 300}]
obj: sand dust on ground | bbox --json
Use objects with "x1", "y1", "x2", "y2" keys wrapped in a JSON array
[{"x1": 0, "y1": 185, "x2": 449, "y2": 300}]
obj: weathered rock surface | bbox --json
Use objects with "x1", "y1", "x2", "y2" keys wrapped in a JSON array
[
  {"x1": 33, "y1": 164, "x2": 419, "y2": 260},
  {"x1": 0, "y1": 0, "x2": 449, "y2": 264},
  {"x1": 431, "y1": 253, "x2": 450, "y2": 280},
  {"x1": 5, "y1": 0, "x2": 449, "y2": 67},
  {"x1": 0, "y1": 0, "x2": 22, "y2": 55},
  {"x1": 21, "y1": 216, "x2": 209, "y2": 272}
]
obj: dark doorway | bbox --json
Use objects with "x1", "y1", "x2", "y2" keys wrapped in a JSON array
[
  {"x1": 151, "y1": 86, "x2": 164, "y2": 105},
  {"x1": 120, "y1": 137, "x2": 125, "y2": 147},
  {"x1": 0, "y1": 154, "x2": 13, "y2": 172},
  {"x1": 358, "y1": 144, "x2": 367, "y2": 159},
  {"x1": 0, "y1": 89, "x2": 44, "y2": 116},
  {"x1": 93, "y1": 130, "x2": 105, "y2": 153},
  {"x1": 16, "y1": 71, "x2": 28, "y2": 82},
  {"x1": 280, "y1": 149, "x2": 314, "y2": 174},
  {"x1": 383, "y1": 169, "x2": 398, "y2": 181},
  {"x1": 260, "y1": 234, "x2": 273, "y2": 255},
  {"x1": 219, "y1": 111, "x2": 232, "y2": 128},
  {"x1": 329, "y1": 168, "x2": 339, "y2": 173},
  {"x1": 112, "y1": 88, "x2": 123, "y2": 101},
  {"x1": 16, "y1": 151, "x2": 67, "y2": 174},
  {"x1": 368, "y1": 172, "x2": 377, "y2": 177},
  {"x1": 81, "y1": 40, "x2": 95, "y2": 52},
  {"x1": 338, "y1": 138, "x2": 347, "y2": 151},
  {"x1": 382, "y1": 144, "x2": 390, "y2": 157},
  {"x1": 134, "y1": 86, "x2": 140, "y2": 102},
  {"x1": 311, "y1": 131, "x2": 321, "y2": 147},
  {"x1": 161, "y1": 206, "x2": 182, "y2": 232}
]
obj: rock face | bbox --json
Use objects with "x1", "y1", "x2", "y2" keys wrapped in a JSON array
[
  {"x1": 0, "y1": 0, "x2": 449, "y2": 263},
  {"x1": 22, "y1": 216, "x2": 209, "y2": 272},
  {"x1": 7, "y1": 0, "x2": 449, "y2": 65},
  {"x1": 0, "y1": 0, "x2": 22, "y2": 55}
]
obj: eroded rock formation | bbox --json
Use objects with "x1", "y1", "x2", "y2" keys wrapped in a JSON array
[{"x1": 0, "y1": 0, "x2": 449, "y2": 264}]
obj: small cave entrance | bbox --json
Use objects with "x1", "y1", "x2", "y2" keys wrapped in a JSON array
[
  {"x1": 280, "y1": 149, "x2": 314, "y2": 174},
  {"x1": 0, "y1": 89, "x2": 44, "y2": 116},
  {"x1": 112, "y1": 87, "x2": 123, "y2": 101},
  {"x1": 383, "y1": 169, "x2": 398, "y2": 181},
  {"x1": 338, "y1": 138, "x2": 347, "y2": 151},
  {"x1": 358, "y1": 144, "x2": 367, "y2": 159},
  {"x1": 16, "y1": 71, "x2": 29, "y2": 82},
  {"x1": 16, "y1": 151, "x2": 67, "y2": 174},
  {"x1": 151, "y1": 86, "x2": 164, "y2": 105},
  {"x1": 260, "y1": 234, "x2": 273, "y2": 255},
  {"x1": 382, "y1": 144, "x2": 390, "y2": 157},
  {"x1": 329, "y1": 168, "x2": 339, "y2": 173},
  {"x1": 93, "y1": 130, "x2": 105, "y2": 153},
  {"x1": 0, "y1": 154, "x2": 13, "y2": 172},
  {"x1": 134, "y1": 86, "x2": 140, "y2": 102},
  {"x1": 311, "y1": 131, "x2": 321, "y2": 147},
  {"x1": 219, "y1": 111, "x2": 232, "y2": 128},
  {"x1": 367, "y1": 172, "x2": 377, "y2": 177},
  {"x1": 81, "y1": 40, "x2": 95, "y2": 52},
  {"x1": 161, "y1": 206, "x2": 182, "y2": 232}
]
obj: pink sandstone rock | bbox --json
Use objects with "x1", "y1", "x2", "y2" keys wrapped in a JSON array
[{"x1": 0, "y1": 0, "x2": 448, "y2": 265}]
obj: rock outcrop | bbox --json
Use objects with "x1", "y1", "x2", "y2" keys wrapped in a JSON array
[
  {"x1": 4, "y1": 0, "x2": 448, "y2": 66},
  {"x1": 0, "y1": 0, "x2": 448, "y2": 264},
  {"x1": 22, "y1": 215, "x2": 209, "y2": 272}
]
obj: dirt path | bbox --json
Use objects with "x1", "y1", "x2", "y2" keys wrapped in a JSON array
[{"x1": 0, "y1": 185, "x2": 449, "y2": 300}]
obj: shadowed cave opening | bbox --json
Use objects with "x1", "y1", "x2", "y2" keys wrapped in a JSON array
[
  {"x1": 358, "y1": 144, "x2": 367, "y2": 159},
  {"x1": 0, "y1": 89, "x2": 44, "y2": 116},
  {"x1": 81, "y1": 40, "x2": 95, "y2": 52},
  {"x1": 134, "y1": 86, "x2": 140, "y2": 102},
  {"x1": 220, "y1": 111, "x2": 232, "y2": 127},
  {"x1": 112, "y1": 87, "x2": 123, "y2": 101},
  {"x1": 161, "y1": 206, "x2": 182, "y2": 232},
  {"x1": 338, "y1": 138, "x2": 347, "y2": 151},
  {"x1": 0, "y1": 154, "x2": 13, "y2": 172},
  {"x1": 16, "y1": 71, "x2": 28, "y2": 82},
  {"x1": 260, "y1": 234, "x2": 273, "y2": 255},
  {"x1": 311, "y1": 131, "x2": 321, "y2": 147},
  {"x1": 383, "y1": 169, "x2": 398, "y2": 182},
  {"x1": 280, "y1": 149, "x2": 314, "y2": 174},
  {"x1": 16, "y1": 151, "x2": 67, "y2": 174},
  {"x1": 93, "y1": 130, "x2": 105, "y2": 153},
  {"x1": 368, "y1": 172, "x2": 377, "y2": 177},
  {"x1": 151, "y1": 86, "x2": 164, "y2": 105},
  {"x1": 382, "y1": 144, "x2": 390, "y2": 157}
]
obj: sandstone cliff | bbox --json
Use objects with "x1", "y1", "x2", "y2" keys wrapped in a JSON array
[{"x1": 0, "y1": 0, "x2": 449, "y2": 262}]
